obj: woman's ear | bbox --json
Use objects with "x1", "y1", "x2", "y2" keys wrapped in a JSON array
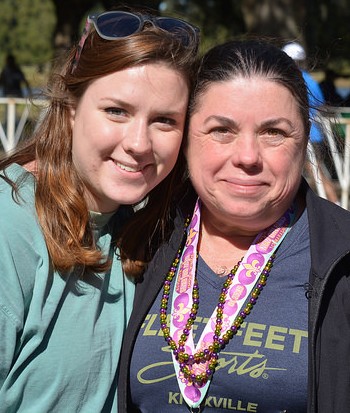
[{"x1": 70, "y1": 107, "x2": 76, "y2": 128}]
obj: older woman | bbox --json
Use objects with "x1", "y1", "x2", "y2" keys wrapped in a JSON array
[{"x1": 118, "y1": 39, "x2": 350, "y2": 413}]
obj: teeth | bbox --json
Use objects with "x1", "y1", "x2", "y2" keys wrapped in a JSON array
[{"x1": 116, "y1": 162, "x2": 141, "y2": 172}]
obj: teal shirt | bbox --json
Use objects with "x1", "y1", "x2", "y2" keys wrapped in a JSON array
[{"x1": 0, "y1": 164, "x2": 135, "y2": 412}]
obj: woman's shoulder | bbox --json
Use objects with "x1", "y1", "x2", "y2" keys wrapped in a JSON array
[
  {"x1": 310, "y1": 191, "x2": 350, "y2": 221},
  {"x1": 0, "y1": 163, "x2": 37, "y2": 222},
  {"x1": 0, "y1": 164, "x2": 49, "y2": 316},
  {"x1": 0, "y1": 163, "x2": 45, "y2": 253},
  {"x1": 306, "y1": 187, "x2": 350, "y2": 273}
]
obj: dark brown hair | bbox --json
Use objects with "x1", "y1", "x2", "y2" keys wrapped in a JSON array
[{"x1": 190, "y1": 39, "x2": 310, "y2": 136}]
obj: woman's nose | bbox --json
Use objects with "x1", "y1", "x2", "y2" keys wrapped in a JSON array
[
  {"x1": 122, "y1": 121, "x2": 152, "y2": 155},
  {"x1": 231, "y1": 134, "x2": 261, "y2": 169}
]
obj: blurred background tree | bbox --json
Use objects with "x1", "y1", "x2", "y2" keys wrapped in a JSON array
[
  {"x1": 0, "y1": 0, "x2": 56, "y2": 66},
  {"x1": 1, "y1": 0, "x2": 350, "y2": 88}
]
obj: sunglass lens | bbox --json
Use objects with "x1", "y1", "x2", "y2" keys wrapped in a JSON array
[
  {"x1": 96, "y1": 12, "x2": 141, "y2": 38},
  {"x1": 157, "y1": 18, "x2": 195, "y2": 46}
]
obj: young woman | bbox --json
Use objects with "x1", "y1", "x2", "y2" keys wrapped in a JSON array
[{"x1": 0, "y1": 8, "x2": 199, "y2": 412}]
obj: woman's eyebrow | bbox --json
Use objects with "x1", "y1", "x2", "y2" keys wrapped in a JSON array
[
  {"x1": 260, "y1": 118, "x2": 294, "y2": 128},
  {"x1": 204, "y1": 115, "x2": 238, "y2": 127}
]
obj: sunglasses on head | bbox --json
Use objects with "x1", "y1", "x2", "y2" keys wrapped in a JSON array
[{"x1": 71, "y1": 10, "x2": 200, "y2": 73}]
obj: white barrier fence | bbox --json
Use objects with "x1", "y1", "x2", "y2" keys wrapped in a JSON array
[
  {"x1": 312, "y1": 109, "x2": 350, "y2": 209},
  {"x1": 0, "y1": 97, "x2": 46, "y2": 153},
  {"x1": 1, "y1": 97, "x2": 350, "y2": 209}
]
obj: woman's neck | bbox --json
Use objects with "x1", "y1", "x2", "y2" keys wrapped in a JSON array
[
  {"x1": 198, "y1": 211, "x2": 258, "y2": 274},
  {"x1": 197, "y1": 197, "x2": 305, "y2": 275}
]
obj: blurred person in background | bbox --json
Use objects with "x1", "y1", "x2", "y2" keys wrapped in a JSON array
[
  {"x1": 319, "y1": 68, "x2": 345, "y2": 107},
  {"x1": 0, "y1": 53, "x2": 31, "y2": 97},
  {"x1": 282, "y1": 41, "x2": 338, "y2": 204}
]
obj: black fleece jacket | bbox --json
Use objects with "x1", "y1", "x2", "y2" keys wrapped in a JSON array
[{"x1": 118, "y1": 180, "x2": 350, "y2": 413}]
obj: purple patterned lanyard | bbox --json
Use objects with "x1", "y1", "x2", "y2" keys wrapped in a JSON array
[{"x1": 169, "y1": 198, "x2": 295, "y2": 410}]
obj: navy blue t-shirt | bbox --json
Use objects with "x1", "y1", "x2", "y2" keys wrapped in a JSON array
[{"x1": 130, "y1": 209, "x2": 310, "y2": 412}]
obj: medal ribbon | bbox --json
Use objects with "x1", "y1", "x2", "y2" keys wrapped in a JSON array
[{"x1": 169, "y1": 198, "x2": 295, "y2": 409}]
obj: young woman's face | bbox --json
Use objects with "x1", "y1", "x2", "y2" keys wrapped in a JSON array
[
  {"x1": 70, "y1": 63, "x2": 189, "y2": 212},
  {"x1": 187, "y1": 76, "x2": 307, "y2": 235}
]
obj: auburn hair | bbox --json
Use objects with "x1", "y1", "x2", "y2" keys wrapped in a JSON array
[{"x1": 0, "y1": 14, "x2": 199, "y2": 277}]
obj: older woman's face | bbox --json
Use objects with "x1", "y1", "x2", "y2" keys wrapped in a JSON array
[{"x1": 186, "y1": 76, "x2": 307, "y2": 234}]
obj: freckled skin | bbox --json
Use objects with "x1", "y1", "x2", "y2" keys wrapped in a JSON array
[{"x1": 70, "y1": 63, "x2": 189, "y2": 213}]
